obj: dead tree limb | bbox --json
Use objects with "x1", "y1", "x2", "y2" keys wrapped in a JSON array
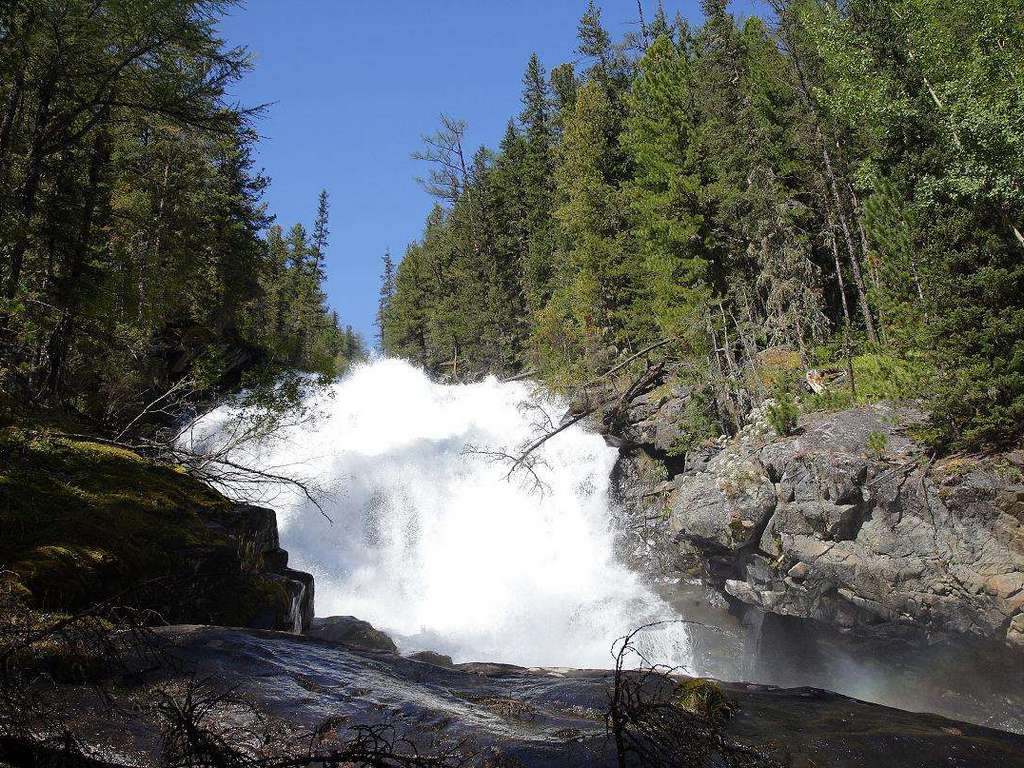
[
  {"x1": 581, "y1": 337, "x2": 675, "y2": 391},
  {"x1": 45, "y1": 430, "x2": 335, "y2": 524}
]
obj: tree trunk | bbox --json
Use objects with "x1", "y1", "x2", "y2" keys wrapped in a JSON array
[
  {"x1": 5, "y1": 72, "x2": 56, "y2": 300},
  {"x1": 851, "y1": 198, "x2": 887, "y2": 343},
  {"x1": 45, "y1": 126, "x2": 109, "y2": 397},
  {"x1": 829, "y1": 224, "x2": 856, "y2": 397},
  {"x1": 820, "y1": 138, "x2": 878, "y2": 344},
  {"x1": 0, "y1": 64, "x2": 25, "y2": 184}
]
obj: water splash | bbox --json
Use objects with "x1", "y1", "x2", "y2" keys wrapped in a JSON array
[{"x1": 188, "y1": 358, "x2": 690, "y2": 669}]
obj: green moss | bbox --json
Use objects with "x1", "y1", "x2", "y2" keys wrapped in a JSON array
[
  {"x1": 673, "y1": 679, "x2": 732, "y2": 724},
  {"x1": 215, "y1": 574, "x2": 292, "y2": 628},
  {"x1": 0, "y1": 428, "x2": 282, "y2": 627}
]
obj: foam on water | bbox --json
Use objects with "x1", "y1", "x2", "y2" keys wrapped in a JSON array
[{"x1": 187, "y1": 358, "x2": 690, "y2": 669}]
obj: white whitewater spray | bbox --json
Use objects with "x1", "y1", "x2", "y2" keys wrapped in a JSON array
[{"x1": 188, "y1": 358, "x2": 690, "y2": 669}]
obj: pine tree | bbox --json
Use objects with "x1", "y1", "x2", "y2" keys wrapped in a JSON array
[
  {"x1": 520, "y1": 54, "x2": 556, "y2": 317},
  {"x1": 548, "y1": 79, "x2": 649, "y2": 374},
  {"x1": 549, "y1": 63, "x2": 578, "y2": 138},
  {"x1": 310, "y1": 189, "x2": 330, "y2": 285},
  {"x1": 578, "y1": 1, "x2": 613, "y2": 76},
  {"x1": 622, "y1": 33, "x2": 708, "y2": 344},
  {"x1": 376, "y1": 251, "x2": 396, "y2": 350},
  {"x1": 383, "y1": 242, "x2": 432, "y2": 366}
]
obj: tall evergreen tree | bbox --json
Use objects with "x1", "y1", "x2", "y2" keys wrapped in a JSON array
[
  {"x1": 520, "y1": 54, "x2": 557, "y2": 317},
  {"x1": 622, "y1": 33, "x2": 708, "y2": 346},
  {"x1": 376, "y1": 250, "x2": 396, "y2": 350}
]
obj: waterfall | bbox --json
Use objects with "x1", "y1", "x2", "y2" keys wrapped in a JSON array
[{"x1": 188, "y1": 358, "x2": 690, "y2": 669}]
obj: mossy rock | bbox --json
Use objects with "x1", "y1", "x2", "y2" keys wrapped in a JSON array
[
  {"x1": 673, "y1": 678, "x2": 733, "y2": 724},
  {"x1": 214, "y1": 573, "x2": 294, "y2": 630},
  {"x1": 12, "y1": 544, "x2": 122, "y2": 609},
  {"x1": 0, "y1": 428, "x2": 294, "y2": 629}
]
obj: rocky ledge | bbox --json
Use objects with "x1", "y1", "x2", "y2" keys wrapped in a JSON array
[
  {"x1": 0, "y1": 431, "x2": 313, "y2": 633},
  {"x1": 15, "y1": 625, "x2": 1024, "y2": 768},
  {"x1": 605, "y1": 396, "x2": 1024, "y2": 731},
  {"x1": 658, "y1": 403, "x2": 1024, "y2": 652},
  {"x1": 212, "y1": 503, "x2": 314, "y2": 633}
]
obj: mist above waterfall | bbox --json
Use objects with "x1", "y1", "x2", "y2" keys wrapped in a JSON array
[{"x1": 188, "y1": 358, "x2": 689, "y2": 669}]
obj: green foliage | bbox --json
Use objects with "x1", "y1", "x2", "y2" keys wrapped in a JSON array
[
  {"x1": 803, "y1": 350, "x2": 932, "y2": 412},
  {"x1": 866, "y1": 430, "x2": 889, "y2": 460},
  {"x1": 992, "y1": 460, "x2": 1024, "y2": 484},
  {"x1": 0, "y1": 2, "x2": 361, "y2": 437},
  {"x1": 756, "y1": 349, "x2": 805, "y2": 398},
  {"x1": 380, "y1": 1, "x2": 1023, "y2": 452},
  {"x1": 621, "y1": 34, "x2": 710, "y2": 345},
  {"x1": 766, "y1": 393, "x2": 800, "y2": 436},
  {"x1": 853, "y1": 353, "x2": 932, "y2": 402},
  {"x1": 667, "y1": 390, "x2": 722, "y2": 456}
]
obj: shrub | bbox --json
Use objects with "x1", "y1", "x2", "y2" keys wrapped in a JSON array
[
  {"x1": 851, "y1": 353, "x2": 932, "y2": 402},
  {"x1": 673, "y1": 679, "x2": 732, "y2": 724},
  {"x1": 866, "y1": 430, "x2": 889, "y2": 460},
  {"x1": 667, "y1": 389, "x2": 722, "y2": 457},
  {"x1": 766, "y1": 393, "x2": 799, "y2": 436},
  {"x1": 756, "y1": 347, "x2": 804, "y2": 396}
]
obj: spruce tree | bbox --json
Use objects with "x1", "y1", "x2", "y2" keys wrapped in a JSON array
[
  {"x1": 520, "y1": 54, "x2": 556, "y2": 317},
  {"x1": 376, "y1": 251, "x2": 396, "y2": 351},
  {"x1": 622, "y1": 33, "x2": 708, "y2": 344},
  {"x1": 310, "y1": 189, "x2": 330, "y2": 285}
]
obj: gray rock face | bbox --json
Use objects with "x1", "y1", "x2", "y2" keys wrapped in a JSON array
[
  {"x1": 663, "y1": 404, "x2": 1024, "y2": 651},
  {"x1": 307, "y1": 615, "x2": 397, "y2": 652},
  {"x1": 621, "y1": 383, "x2": 693, "y2": 454}
]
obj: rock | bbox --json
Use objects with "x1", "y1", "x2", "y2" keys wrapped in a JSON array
[
  {"x1": 307, "y1": 615, "x2": 397, "y2": 652},
  {"x1": 668, "y1": 452, "x2": 776, "y2": 551},
  {"x1": 407, "y1": 650, "x2": 454, "y2": 667},
  {"x1": 0, "y1": 432, "x2": 313, "y2": 634},
  {"x1": 211, "y1": 504, "x2": 315, "y2": 633},
  {"x1": 609, "y1": 447, "x2": 676, "y2": 576},
  {"x1": 624, "y1": 385, "x2": 694, "y2": 454},
  {"x1": 663, "y1": 403, "x2": 1024, "y2": 653},
  {"x1": 1009, "y1": 615, "x2": 1024, "y2": 649},
  {"x1": 788, "y1": 562, "x2": 810, "y2": 580},
  {"x1": 16, "y1": 625, "x2": 1023, "y2": 767}
]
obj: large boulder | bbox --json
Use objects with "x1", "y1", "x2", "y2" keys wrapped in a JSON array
[{"x1": 307, "y1": 615, "x2": 397, "y2": 652}]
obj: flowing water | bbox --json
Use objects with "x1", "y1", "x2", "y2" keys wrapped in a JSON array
[{"x1": 187, "y1": 358, "x2": 690, "y2": 669}]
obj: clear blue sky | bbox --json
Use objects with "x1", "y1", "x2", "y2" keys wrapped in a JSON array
[{"x1": 217, "y1": 1, "x2": 764, "y2": 345}]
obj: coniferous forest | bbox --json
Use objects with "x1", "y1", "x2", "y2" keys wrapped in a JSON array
[
  {"x1": 379, "y1": 0, "x2": 1024, "y2": 453},
  {"x1": 0, "y1": 0, "x2": 363, "y2": 435}
]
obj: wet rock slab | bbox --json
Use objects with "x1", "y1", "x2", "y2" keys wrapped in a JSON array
[{"x1": 70, "y1": 626, "x2": 1024, "y2": 767}]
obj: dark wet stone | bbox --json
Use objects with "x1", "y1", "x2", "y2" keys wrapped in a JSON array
[
  {"x1": 408, "y1": 650, "x2": 454, "y2": 667},
  {"x1": 307, "y1": 615, "x2": 397, "y2": 652}
]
